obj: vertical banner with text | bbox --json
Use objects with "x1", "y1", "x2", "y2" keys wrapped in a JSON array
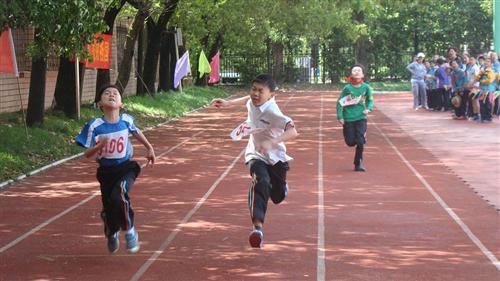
[{"x1": 85, "y1": 33, "x2": 112, "y2": 69}]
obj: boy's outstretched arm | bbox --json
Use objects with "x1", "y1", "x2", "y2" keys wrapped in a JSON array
[
  {"x1": 132, "y1": 130, "x2": 156, "y2": 166},
  {"x1": 211, "y1": 95, "x2": 250, "y2": 108}
]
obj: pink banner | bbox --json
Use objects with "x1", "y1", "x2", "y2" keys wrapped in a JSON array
[{"x1": 208, "y1": 51, "x2": 220, "y2": 84}]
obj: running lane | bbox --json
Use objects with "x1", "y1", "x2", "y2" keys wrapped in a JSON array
[
  {"x1": 322, "y1": 92, "x2": 500, "y2": 281},
  {"x1": 0, "y1": 91, "x2": 498, "y2": 281}
]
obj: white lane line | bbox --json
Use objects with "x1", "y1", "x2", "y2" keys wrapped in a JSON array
[
  {"x1": 317, "y1": 93, "x2": 326, "y2": 281},
  {"x1": 0, "y1": 131, "x2": 203, "y2": 254},
  {"x1": 130, "y1": 149, "x2": 245, "y2": 281},
  {"x1": 372, "y1": 121, "x2": 500, "y2": 271}
]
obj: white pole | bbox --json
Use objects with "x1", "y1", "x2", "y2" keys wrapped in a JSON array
[{"x1": 75, "y1": 57, "x2": 80, "y2": 120}]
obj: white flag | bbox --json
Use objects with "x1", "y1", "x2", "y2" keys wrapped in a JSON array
[{"x1": 174, "y1": 51, "x2": 191, "y2": 88}]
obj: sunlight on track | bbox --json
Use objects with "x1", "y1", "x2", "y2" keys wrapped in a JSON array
[
  {"x1": 371, "y1": 121, "x2": 500, "y2": 272},
  {"x1": 0, "y1": 131, "x2": 203, "y2": 254}
]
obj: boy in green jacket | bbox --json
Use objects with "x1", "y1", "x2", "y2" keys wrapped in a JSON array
[{"x1": 336, "y1": 64, "x2": 374, "y2": 171}]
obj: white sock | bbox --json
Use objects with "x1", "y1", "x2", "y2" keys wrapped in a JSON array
[{"x1": 126, "y1": 227, "x2": 135, "y2": 235}]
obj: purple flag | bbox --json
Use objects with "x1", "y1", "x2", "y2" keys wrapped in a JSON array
[{"x1": 174, "y1": 51, "x2": 191, "y2": 88}]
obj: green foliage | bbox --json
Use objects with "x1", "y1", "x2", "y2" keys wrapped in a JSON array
[
  {"x1": 0, "y1": 0, "x2": 107, "y2": 59},
  {"x1": 0, "y1": 86, "x2": 229, "y2": 182}
]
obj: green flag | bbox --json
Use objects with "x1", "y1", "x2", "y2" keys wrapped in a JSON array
[{"x1": 198, "y1": 50, "x2": 211, "y2": 78}]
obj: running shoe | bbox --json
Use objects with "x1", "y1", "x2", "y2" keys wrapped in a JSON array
[
  {"x1": 249, "y1": 229, "x2": 264, "y2": 248},
  {"x1": 107, "y1": 232, "x2": 119, "y2": 254},
  {"x1": 125, "y1": 228, "x2": 140, "y2": 253}
]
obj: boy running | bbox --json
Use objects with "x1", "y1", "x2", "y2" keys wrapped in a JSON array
[
  {"x1": 75, "y1": 84, "x2": 155, "y2": 254},
  {"x1": 211, "y1": 74, "x2": 298, "y2": 248},
  {"x1": 337, "y1": 64, "x2": 374, "y2": 172}
]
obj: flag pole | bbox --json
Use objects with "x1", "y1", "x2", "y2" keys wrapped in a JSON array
[
  {"x1": 174, "y1": 28, "x2": 182, "y2": 94},
  {"x1": 16, "y1": 77, "x2": 29, "y2": 139},
  {"x1": 75, "y1": 57, "x2": 80, "y2": 120}
]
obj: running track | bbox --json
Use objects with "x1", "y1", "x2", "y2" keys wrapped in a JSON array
[{"x1": 0, "y1": 91, "x2": 499, "y2": 281}]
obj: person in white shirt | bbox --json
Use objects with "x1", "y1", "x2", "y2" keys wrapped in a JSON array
[{"x1": 211, "y1": 74, "x2": 298, "y2": 248}]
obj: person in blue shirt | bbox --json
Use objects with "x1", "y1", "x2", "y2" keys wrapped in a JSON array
[
  {"x1": 450, "y1": 60, "x2": 467, "y2": 119},
  {"x1": 75, "y1": 84, "x2": 155, "y2": 254},
  {"x1": 434, "y1": 58, "x2": 452, "y2": 111},
  {"x1": 406, "y1": 53, "x2": 428, "y2": 110},
  {"x1": 425, "y1": 60, "x2": 438, "y2": 110}
]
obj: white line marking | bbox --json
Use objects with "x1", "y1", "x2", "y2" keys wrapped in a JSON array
[
  {"x1": 317, "y1": 93, "x2": 325, "y2": 281},
  {"x1": 0, "y1": 191, "x2": 98, "y2": 253},
  {"x1": 372, "y1": 121, "x2": 500, "y2": 271},
  {"x1": 0, "y1": 131, "x2": 203, "y2": 253},
  {"x1": 130, "y1": 149, "x2": 245, "y2": 281}
]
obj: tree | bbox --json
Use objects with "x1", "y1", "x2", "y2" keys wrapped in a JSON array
[
  {"x1": 52, "y1": 1, "x2": 106, "y2": 118},
  {"x1": 95, "y1": 0, "x2": 127, "y2": 99},
  {"x1": 115, "y1": 0, "x2": 152, "y2": 93},
  {"x1": 141, "y1": 0, "x2": 179, "y2": 94},
  {"x1": 1, "y1": 0, "x2": 105, "y2": 125}
]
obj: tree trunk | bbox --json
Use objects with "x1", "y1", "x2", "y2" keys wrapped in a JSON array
[
  {"x1": 95, "y1": 0, "x2": 126, "y2": 100},
  {"x1": 353, "y1": 10, "x2": 370, "y2": 81},
  {"x1": 136, "y1": 24, "x2": 146, "y2": 95},
  {"x1": 142, "y1": 18, "x2": 162, "y2": 94},
  {"x1": 26, "y1": 30, "x2": 47, "y2": 127},
  {"x1": 142, "y1": 0, "x2": 179, "y2": 94},
  {"x1": 115, "y1": 9, "x2": 148, "y2": 93},
  {"x1": 158, "y1": 31, "x2": 176, "y2": 92},
  {"x1": 413, "y1": 30, "x2": 419, "y2": 55},
  {"x1": 53, "y1": 57, "x2": 85, "y2": 118},
  {"x1": 272, "y1": 42, "x2": 284, "y2": 82}
]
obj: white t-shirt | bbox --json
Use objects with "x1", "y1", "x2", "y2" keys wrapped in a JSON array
[{"x1": 244, "y1": 97, "x2": 293, "y2": 165}]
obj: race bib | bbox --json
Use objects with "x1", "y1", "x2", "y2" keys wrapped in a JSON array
[
  {"x1": 339, "y1": 95, "x2": 361, "y2": 107},
  {"x1": 95, "y1": 130, "x2": 129, "y2": 159},
  {"x1": 230, "y1": 121, "x2": 264, "y2": 141}
]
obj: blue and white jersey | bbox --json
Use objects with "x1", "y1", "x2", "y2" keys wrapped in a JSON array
[{"x1": 75, "y1": 113, "x2": 138, "y2": 167}]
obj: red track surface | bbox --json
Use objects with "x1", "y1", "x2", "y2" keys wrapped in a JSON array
[{"x1": 1, "y1": 91, "x2": 499, "y2": 281}]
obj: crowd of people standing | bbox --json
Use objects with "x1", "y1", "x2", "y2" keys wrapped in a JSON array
[{"x1": 406, "y1": 48, "x2": 500, "y2": 123}]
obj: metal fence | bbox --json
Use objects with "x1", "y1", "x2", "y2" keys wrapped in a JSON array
[{"x1": 220, "y1": 51, "x2": 320, "y2": 84}]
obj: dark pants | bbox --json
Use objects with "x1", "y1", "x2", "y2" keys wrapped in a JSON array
[
  {"x1": 247, "y1": 159, "x2": 289, "y2": 224},
  {"x1": 480, "y1": 92, "x2": 493, "y2": 120},
  {"x1": 453, "y1": 91, "x2": 468, "y2": 117},
  {"x1": 443, "y1": 88, "x2": 452, "y2": 110},
  {"x1": 343, "y1": 119, "x2": 367, "y2": 165},
  {"x1": 97, "y1": 161, "x2": 141, "y2": 237},
  {"x1": 434, "y1": 88, "x2": 444, "y2": 110},
  {"x1": 427, "y1": 89, "x2": 437, "y2": 109}
]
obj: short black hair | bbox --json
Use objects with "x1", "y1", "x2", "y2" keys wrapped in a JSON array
[
  {"x1": 351, "y1": 63, "x2": 365, "y2": 74},
  {"x1": 252, "y1": 74, "x2": 277, "y2": 92},
  {"x1": 95, "y1": 84, "x2": 121, "y2": 104},
  {"x1": 436, "y1": 58, "x2": 446, "y2": 65}
]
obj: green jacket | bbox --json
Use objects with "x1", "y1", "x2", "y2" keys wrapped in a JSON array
[{"x1": 336, "y1": 83, "x2": 374, "y2": 122}]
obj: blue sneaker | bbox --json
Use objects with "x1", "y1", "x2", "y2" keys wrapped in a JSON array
[
  {"x1": 107, "y1": 232, "x2": 119, "y2": 254},
  {"x1": 125, "y1": 228, "x2": 140, "y2": 253},
  {"x1": 249, "y1": 229, "x2": 264, "y2": 248}
]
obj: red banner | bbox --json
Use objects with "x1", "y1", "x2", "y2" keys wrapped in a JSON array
[
  {"x1": 85, "y1": 33, "x2": 112, "y2": 69},
  {"x1": 0, "y1": 27, "x2": 19, "y2": 76}
]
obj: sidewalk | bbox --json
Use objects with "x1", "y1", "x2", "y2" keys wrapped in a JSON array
[{"x1": 374, "y1": 93, "x2": 500, "y2": 209}]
